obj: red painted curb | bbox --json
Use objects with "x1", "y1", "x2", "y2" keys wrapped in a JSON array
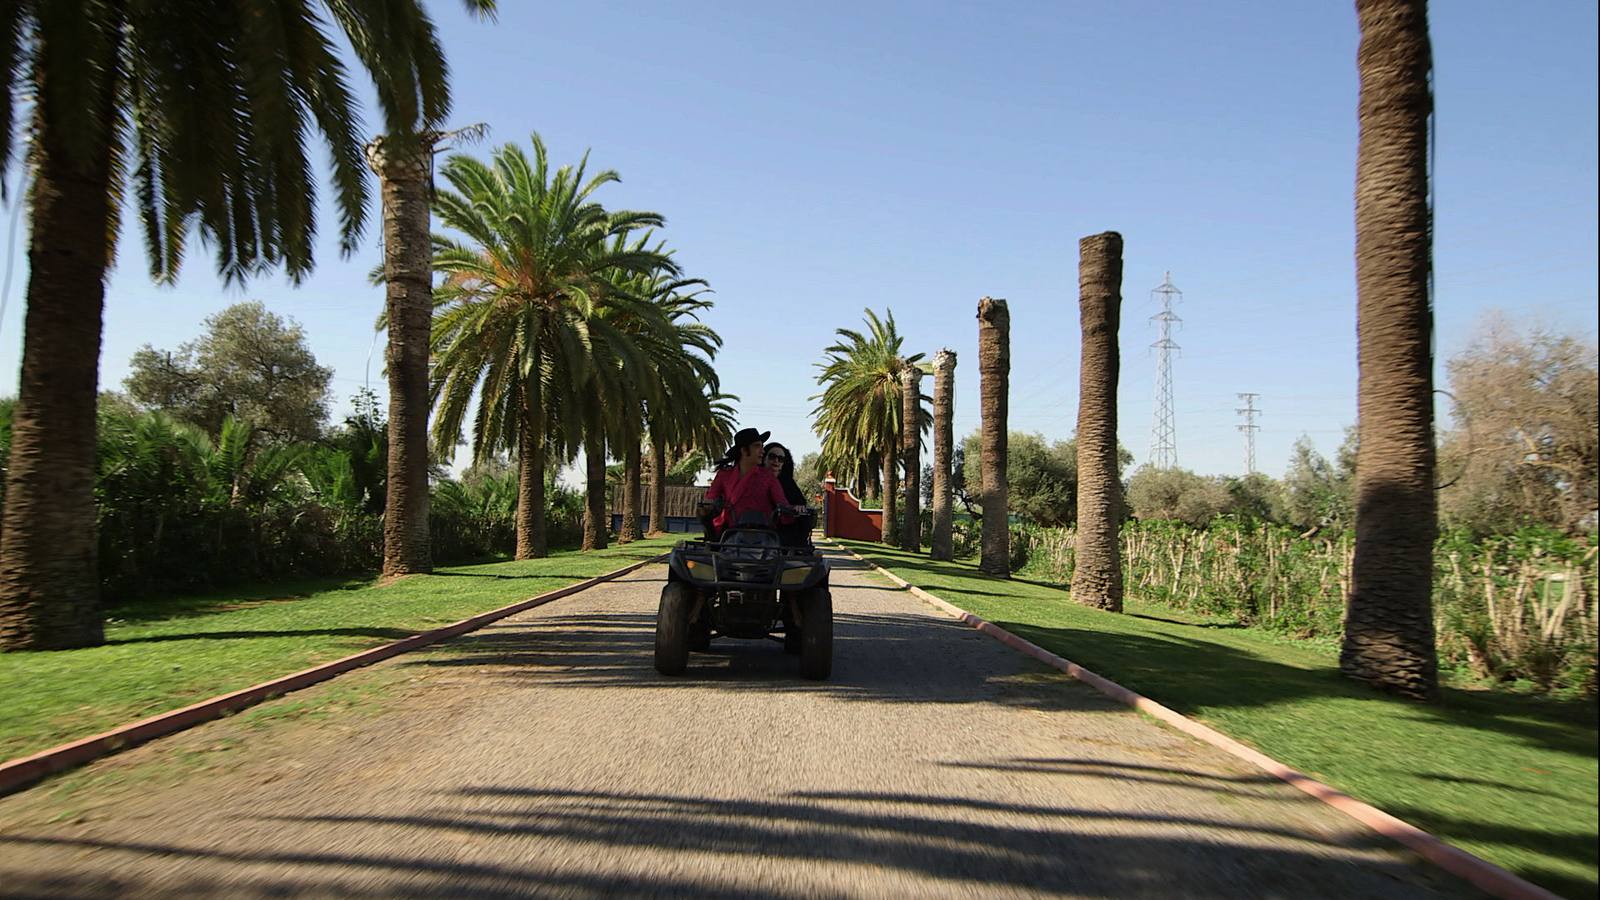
[
  {"x1": 843, "y1": 548, "x2": 1561, "y2": 900},
  {"x1": 0, "y1": 554, "x2": 665, "y2": 797}
]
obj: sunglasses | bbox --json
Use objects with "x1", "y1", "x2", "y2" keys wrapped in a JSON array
[{"x1": 765, "y1": 453, "x2": 787, "y2": 463}]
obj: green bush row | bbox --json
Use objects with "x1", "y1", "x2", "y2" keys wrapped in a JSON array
[
  {"x1": 996, "y1": 519, "x2": 1597, "y2": 695},
  {"x1": 3, "y1": 406, "x2": 585, "y2": 606}
]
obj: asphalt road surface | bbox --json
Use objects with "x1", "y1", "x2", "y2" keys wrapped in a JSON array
[{"x1": 0, "y1": 550, "x2": 1471, "y2": 898}]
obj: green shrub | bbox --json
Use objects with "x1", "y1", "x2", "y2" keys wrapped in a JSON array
[
  {"x1": 1013, "y1": 520, "x2": 1597, "y2": 695},
  {"x1": 1, "y1": 404, "x2": 595, "y2": 606}
]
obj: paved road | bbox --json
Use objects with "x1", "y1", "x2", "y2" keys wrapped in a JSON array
[{"x1": 0, "y1": 550, "x2": 1468, "y2": 898}]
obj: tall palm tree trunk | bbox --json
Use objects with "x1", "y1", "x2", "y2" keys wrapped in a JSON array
[
  {"x1": 620, "y1": 436, "x2": 643, "y2": 543},
  {"x1": 0, "y1": 99, "x2": 115, "y2": 651},
  {"x1": 648, "y1": 435, "x2": 669, "y2": 536},
  {"x1": 881, "y1": 447, "x2": 899, "y2": 546},
  {"x1": 582, "y1": 430, "x2": 609, "y2": 551},
  {"x1": 515, "y1": 384, "x2": 548, "y2": 559},
  {"x1": 366, "y1": 137, "x2": 433, "y2": 576},
  {"x1": 859, "y1": 460, "x2": 878, "y2": 501},
  {"x1": 977, "y1": 297, "x2": 1011, "y2": 577},
  {"x1": 900, "y1": 367, "x2": 923, "y2": 552},
  {"x1": 930, "y1": 349, "x2": 957, "y2": 561},
  {"x1": 1071, "y1": 233, "x2": 1125, "y2": 611},
  {"x1": 1343, "y1": 0, "x2": 1439, "y2": 701}
]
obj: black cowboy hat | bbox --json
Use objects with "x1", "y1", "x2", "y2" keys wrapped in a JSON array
[{"x1": 732, "y1": 427, "x2": 770, "y2": 449}]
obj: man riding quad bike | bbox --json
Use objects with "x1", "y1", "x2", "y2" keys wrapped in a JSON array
[{"x1": 655, "y1": 498, "x2": 832, "y2": 679}]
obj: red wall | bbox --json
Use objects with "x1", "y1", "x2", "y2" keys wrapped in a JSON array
[{"x1": 822, "y1": 478, "x2": 882, "y2": 542}]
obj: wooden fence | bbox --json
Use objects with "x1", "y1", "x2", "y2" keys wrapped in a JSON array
[{"x1": 607, "y1": 484, "x2": 710, "y2": 533}]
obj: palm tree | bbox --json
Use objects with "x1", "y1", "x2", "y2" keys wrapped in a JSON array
[
  {"x1": 648, "y1": 393, "x2": 736, "y2": 535},
  {"x1": 366, "y1": 133, "x2": 437, "y2": 576},
  {"x1": 977, "y1": 297, "x2": 1010, "y2": 577},
  {"x1": 0, "y1": 0, "x2": 494, "y2": 651},
  {"x1": 95, "y1": 410, "x2": 216, "y2": 584},
  {"x1": 427, "y1": 136, "x2": 674, "y2": 558},
  {"x1": 618, "y1": 444, "x2": 644, "y2": 543},
  {"x1": 592, "y1": 248, "x2": 725, "y2": 545},
  {"x1": 929, "y1": 349, "x2": 958, "y2": 561},
  {"x1": 570, "y1": 237, "x2": 706, "y2": 551},
  {"x1": 577, "y1": 322, "x2": 643, "y2": 551},
  {"x1": 1343, "y1": 0, "x2": 1440, "y2": 701},
  {"x1": 812, "y1": 310, "x2": 929, "y2": 546},
  {"x1": 899, "y1": 367, "x2": 924, "y2": 551},
  {"x1": 366, "y1": 124, "x2": 488, "y2": 577},
  {"x1": 629, "y1": 275, "x2": 727, "y2": 539},
  {"x1": 1071, "y1": 233, "x2": 1125, "y2": 611},
  {"x1": 580, "y1": 413, "x2": 611, "y2": 550}
]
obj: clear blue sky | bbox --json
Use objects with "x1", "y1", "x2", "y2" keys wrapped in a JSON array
[{"x1": 2, "y1": 1, "x2": 1595, "y2": 481}]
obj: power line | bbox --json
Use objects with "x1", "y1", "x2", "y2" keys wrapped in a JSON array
[
  {"x1": 1150, "y1": 271, "x2": 1182, "y2": 468},
  {"x1": 1235, "y1": 392, "x2": 1260, "y2": 475}
]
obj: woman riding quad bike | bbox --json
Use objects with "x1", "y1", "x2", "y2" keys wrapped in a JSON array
[{"x1": 762, "y1": 441, "x2": 814, "y2": 550}]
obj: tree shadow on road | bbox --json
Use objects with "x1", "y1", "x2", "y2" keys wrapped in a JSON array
[
  {"x1": 0, "y1": 777, "x2": 1463, "y2": 898},
  {"x1": 0, "y1": 832, "x2": 759, "y2": 898},
  {"x1": 405, "y1": 610, "x2": 1117, "y2": 714}
]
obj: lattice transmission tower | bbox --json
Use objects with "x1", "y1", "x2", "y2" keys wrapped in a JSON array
[
  {"x1": 1149, "y1": 272, "x2": 1182, "y2": 469},
  {"x1": 1235, "y1": 392, "x2": 1260, "y2": 475}
]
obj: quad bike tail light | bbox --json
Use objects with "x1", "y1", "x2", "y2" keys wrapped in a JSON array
[{"x1": 781, "y1": 566, "x2": 813, "y2": 586}]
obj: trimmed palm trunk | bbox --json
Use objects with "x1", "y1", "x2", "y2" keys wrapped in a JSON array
[
  {"x1": 859, "y1": 460, "x2": 878, "y2": 501},
  {"x1": 648, "y1": 438, "x2": 669, "y2": 536},
  {"x1": 977, "y1": 297, "x2": 1011, "y2": 577},
  {"x1": 620, "y1": 437, "x2": 643, "y2": 543},
  {"x1": 366, "y1": 136, "x2": 433, "y2": 576},
  {"x1": 582, "y1": 431, "x2": 609, "y2": 551},
  {"x1": 1342, "y1": 0, "x2": 1440, "y2": 701},
  {"x1": 515, "y1": 381, "x2": 548, "y2": 559},
  {"x1": 0, "y1": 89, "x2": 116, "y2": 650},
  {"x1": 900, "y1": 367, "x2": 923, "y2": 552},
  {"x1": 930, "y1": 349, "x2": 957, "y2": 561},
  {"x1": 1071, "y1": 232, "x2": 1125, "y2": 612},
  {"x1": 881, "y1": 446, "x2": 899, "y2": 546}
]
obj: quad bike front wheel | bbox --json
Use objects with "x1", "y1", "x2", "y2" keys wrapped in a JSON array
[
  {"x1": 655, "y1": 580, "x2": 694, "y2": 675},
  {"x1": 798, "y1": 587, "x2": 833, "y2": 680}
]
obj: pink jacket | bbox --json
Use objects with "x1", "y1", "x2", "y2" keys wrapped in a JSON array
[{"x1": 706, "y1": 465, "x2": 789, "y2": 531}]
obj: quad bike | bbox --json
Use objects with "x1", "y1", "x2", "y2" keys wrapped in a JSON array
[{"x1": 655, "y1": 502, "x2": 832, "y2": 679}]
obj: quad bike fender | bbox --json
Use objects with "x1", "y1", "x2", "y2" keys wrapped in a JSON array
[{"x1": 778, "y1": 558, "x2": 829, "y2": 592}]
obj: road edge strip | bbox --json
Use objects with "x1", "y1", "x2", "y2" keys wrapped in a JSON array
[
  {"x1": 0, "y1": 553, "x2": 666, "y2": 798},
  {"x1": 837, "y1": 545, "x2": 1559, "y2": 900}
]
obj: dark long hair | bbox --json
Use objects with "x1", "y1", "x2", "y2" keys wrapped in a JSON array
[{"x1": 764, "y1": 442, "x2": 806, "y2": 505}]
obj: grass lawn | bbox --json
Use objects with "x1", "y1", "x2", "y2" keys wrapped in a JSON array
[
  {"x1": 842, "y1": 541, "x2": 1599, "y2": 899},
  {"x1": 0, "y1": 538, "x2": 675, "y2": 765}
]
